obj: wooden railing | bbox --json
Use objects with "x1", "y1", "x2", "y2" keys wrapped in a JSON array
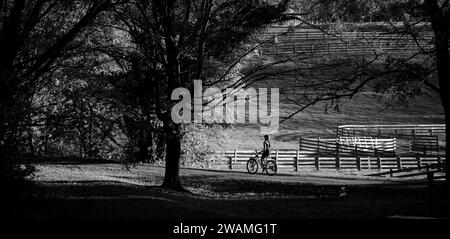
[
  {"x1": 411, "y1": 135, "x2": 440, "y2": 155},
  {"x1": 266, "y1": 30, "x2": 435, "y2": 43},
  {"x1": 368, "y1": 162, "x2": 446, "y2": 178},
  {"x1": 299, "y1": 137, "x2": 396, "y2": 156},
  {"x1": 258, "y1": 29, "x2": 448, "y2": 56},
  {"x1": 261, "y1": 42, "x2": 424, "y2": 56},
  {"x1": 215, "y1": 149, "x2": 445, "y2": 172},
  {"x1": 336, "y1": 124, "x2": 446, "y2": 138}
]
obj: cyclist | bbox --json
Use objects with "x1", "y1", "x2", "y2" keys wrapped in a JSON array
[{"x1": 260, "y1": 135, "x2": 271, "y2": 168}]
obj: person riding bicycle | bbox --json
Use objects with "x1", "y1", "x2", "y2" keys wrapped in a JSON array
[
  {"x1": 246, "y1": 135, "x2": 277, "y2": 175},
  {"x1": 260, "y1": 135, "x2": 271, "y2": 167}
]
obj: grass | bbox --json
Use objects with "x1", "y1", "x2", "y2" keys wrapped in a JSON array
[
  {"x1": 219, "y1": 92, "x2": 444, "y2": 150},
  {"x1": 11, "y1": 163, "x2": 447, "y2": 219},
  {"x1": 215, "y1": 57, "x2": 444, "y2": 151}
]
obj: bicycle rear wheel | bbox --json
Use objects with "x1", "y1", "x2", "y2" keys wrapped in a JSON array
[
  {"x1": 246, "y1": 158, "x2": 258, "y2": 174},
  {"x1": 265, "y1": 160, "x2": 277, "y2": 176}
]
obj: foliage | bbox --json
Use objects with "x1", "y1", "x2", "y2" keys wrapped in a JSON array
[{"x1": 182, "y1": 124, "x2": 229, "y2": 168}]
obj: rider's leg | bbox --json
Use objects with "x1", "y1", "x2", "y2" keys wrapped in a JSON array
[{"x1": 261, "y1": 153, "x2": 268, "y2": 171}]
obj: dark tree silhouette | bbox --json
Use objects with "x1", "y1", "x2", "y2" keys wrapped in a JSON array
[
  {"x1": 113, "y1": 0, "x2": 290, "y2": 190},
  {"x1": 0, "y1": 0, "x2": 123, "y2": 202}
]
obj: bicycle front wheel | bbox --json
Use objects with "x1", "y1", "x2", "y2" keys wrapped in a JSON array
[
  {"x1": 265, "y1": 160, "x2": 277, "y2": 176},
  {"x1": 247, "y1": 158, "x2": 259, "y2": 174}
]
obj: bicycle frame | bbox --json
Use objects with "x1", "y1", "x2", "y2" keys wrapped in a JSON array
[
  {"x1": 253, "y1": 152, "x2": 268, "y2": 169},
  {"x1": 247, "y1": 150, "x2": 277, "y2": 176}
]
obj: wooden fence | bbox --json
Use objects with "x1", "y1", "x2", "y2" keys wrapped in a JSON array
[
  {"x1": 267, "y1": 30, "x2": 435, "y2": 44},
  {"x1": 411, "y1": 135, "x2": 440, "y2": 155},
  {"x1": 299, "y1": 137, "x2": 396, "y2": 156},
  {"x1": 259, "y1": 29, "x2": 448, "y2": 56},
  {"x1": 368, "y1": 162, "x2": 445, "y2": 178},
  {"x1": 335, "y1": 124, "x2": 445, "y2": 156},
  {"x1": 336, "y1": 124, "x2": 446, "y2": 138},
  {"x1": 216, "y1": 149, "x2": 445, "y2": 172}
]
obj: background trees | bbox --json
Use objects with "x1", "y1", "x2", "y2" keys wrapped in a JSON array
[{"x1": 0, "y1": 0, "x2": 123, "y2": 202}]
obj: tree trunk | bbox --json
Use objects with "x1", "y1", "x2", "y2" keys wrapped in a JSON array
[
  {"x1": 137, "y1": 137, "x2": 149, "y2": 162},
  {"x1": 432, "y1": 21, "x2": 450, "y2": 215},
  {"x1": 161, "y1": 116, "x2": 183, "y2": 190}
]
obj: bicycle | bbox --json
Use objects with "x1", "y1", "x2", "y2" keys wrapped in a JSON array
[{"x1": 246, "y1": 150, "x2": 277, "y2": 176}]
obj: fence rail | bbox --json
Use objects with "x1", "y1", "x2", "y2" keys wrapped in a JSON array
[
  {"x1": 259, "y1": 29, "x2": 449, "y2": 56},
  {"x1": 266, "y1": 30, "x2": 435, "y2": 42},
  {"x1": 215, "y1": 149, "x2": 445, "y2": 172},
  {"x1": 337, "y1": 124, "x2": 446, "y2": 138},
  {"x1": 411, "y1": 135, "x2": 440, "y2": 155},
  {"x1": 368, "y1": 163, "x2": 445, "y2": 177},
  {"x1": 299, "y1": 137, "x2": 396, "y2": 156}
]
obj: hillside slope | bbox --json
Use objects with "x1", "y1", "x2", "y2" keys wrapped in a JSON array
[{"x1": 215, "y1": 58, "x2": 444, "y2": 151}]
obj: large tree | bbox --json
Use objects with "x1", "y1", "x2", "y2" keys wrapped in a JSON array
[{"x1": 113, "y1": 0, "x2": 290, "y2": 189}]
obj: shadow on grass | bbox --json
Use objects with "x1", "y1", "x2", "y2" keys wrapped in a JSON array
[{"x1": 11, "y1": 177, "x2": 447, "y2": 219}]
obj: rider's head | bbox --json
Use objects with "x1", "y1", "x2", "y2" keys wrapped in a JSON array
[{"x1": 264, "y1": 135, "x2": 269, "y2": 140}]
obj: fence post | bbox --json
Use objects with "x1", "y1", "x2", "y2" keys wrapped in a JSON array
[
  {"x1": 316, "y1": 138, "x2": 320, "y2": 170},
  {"x1": 317, "y1": 137, "x2": 320, "y2": 152},
  {"x1": 427, "y1": 170, "x2": 435, "y2": 216},
  {"x1": 293, "y1": 44, "x2": 296, "y2": 54},
  {"x1": 299, "y1": 137, "x2": 302, "y2": 151},
  {"x1": 231, "y1": 149, "x2": 237, "y2": 170},
  {"x1": 295, "y1": 150, "x2": 299, "y2": 172},
  {"x1": 315, "y1": 156, "x2": 320, "y2": 171},
  {"x1": 356, "y1": 157, "x2": 361, "y2": 171},
  {"x1": 355, "y1": 145, "x2": 361, "y2": 171},
  {"x1": 377, "y1": 156, "x2": 382, "y2": 171},
  {"x1": 417, "y1": 156, "x2": 422, "y2": 168},
  {"x1": 396, "y1": 156, "x2": 402, "y2": 170},
  {"x1": 229, "y1": 156, "x2": 233, "y2": 170},
  {"x1": 275, "y1": 150, "x2": 279, "y2": 164},
  {"x1": 375, "y1": 145, "x2": 382, "y2": 171},
  {"x1": 335, "y1": 141, "x2": 341, "y2": 170}
]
